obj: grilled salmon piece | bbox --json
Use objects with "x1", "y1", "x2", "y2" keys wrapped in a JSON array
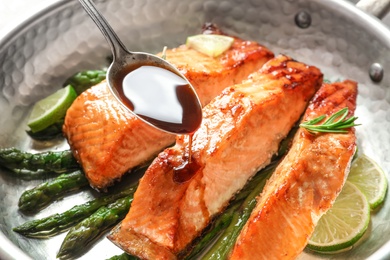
[
  {"x1": 108, "y1": 55, "x2": 323, "y2": 259},
  {"x1": 229, "y1": 80, "x2": 358, "y2": 260},
  {"x1": 63, "y1": 28, "x2": 274, "y2": 190}
]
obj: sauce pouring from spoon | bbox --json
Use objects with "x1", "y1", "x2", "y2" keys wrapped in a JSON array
[
  {"x1": 78, "y1": 0, "x2": 203, "y2": 182},
  {"x1": 78, "y1": 0, "x2": 203, "y2": 135}
]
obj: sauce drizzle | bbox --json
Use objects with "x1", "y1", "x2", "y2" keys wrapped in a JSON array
[
  {"x1": 173, "y1": 134, "x2": 200, "y2": 183},
  {"x1": 111, "y1": 63, "x2": 203, "y2": 183}
]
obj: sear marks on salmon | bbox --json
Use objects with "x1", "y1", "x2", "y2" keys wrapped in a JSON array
[
  {"x1": 108, "y1": 55, "x2": 323, "y2": 259},
  {"x1": 63, "y1": 26, "x2": 274, "y2": 190},
  {"x1": 229, "y1": 80, "x2": 358, "y2": 260}
]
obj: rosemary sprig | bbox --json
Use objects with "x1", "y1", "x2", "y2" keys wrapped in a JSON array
[{"x1": 300, "y1": 107, "x2": 359, "y2": 134}]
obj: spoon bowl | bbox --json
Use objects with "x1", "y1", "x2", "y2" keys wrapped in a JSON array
[{"x1": 78, "y1": 0, "x2": 203, "y2": 135}]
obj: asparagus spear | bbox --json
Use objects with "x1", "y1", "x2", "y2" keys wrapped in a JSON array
[
  {"x1": 63, "y1": 69, "x2": 106, "y2": 95},
  {"x1": 185, "y1": 164, "x2": 276, "y2": 259},
  {"x1": 18, "y1": 170, "x2": 89, "y2": 213},
  {"x1": 107, "y1": 253, "x2": 139, "y2": 260},
  {"x1": 0, "y1": 147, "x2": 78, "y2": 175},
  {"x1": 13, "y1": 185, "x2": 137, "y2": 238},
  {"x1": 57, "y1": 194, "x2": 134, "y2": 259},
  {"x1": 201, "y1": 166, "x2": 275, "y2": 260},
  {"x1": 185, "y1": 202, "x2": 240, "y2": 259}
]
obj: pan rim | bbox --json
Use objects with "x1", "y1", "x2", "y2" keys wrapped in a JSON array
[{"x1": 311, "y1": 0, "x2": 390, "y2": 47}]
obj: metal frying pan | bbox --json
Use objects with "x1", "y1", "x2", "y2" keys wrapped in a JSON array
[{"x1": 0, "y1": 0, "x2": 390, "y2": 259}]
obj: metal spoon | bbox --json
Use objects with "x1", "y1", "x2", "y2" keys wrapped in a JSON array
[{"x1": 78, "y1": 0, "x2": 202, "y2": 134}]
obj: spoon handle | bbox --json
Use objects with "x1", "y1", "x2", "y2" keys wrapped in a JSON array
[{"x1": 78, "y1": 0, "x2": 128, "y2": 60}]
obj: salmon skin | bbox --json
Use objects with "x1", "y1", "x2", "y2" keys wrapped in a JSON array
[
  {"x1": 108, "y1": 55, "x2": 323, "y2": 259},
  {"x1": 229, "y1": 80, "x2": 358, "y2": 260},
  {"x1": 63, "y1": 25, "x2": 274, "y2": 190}
]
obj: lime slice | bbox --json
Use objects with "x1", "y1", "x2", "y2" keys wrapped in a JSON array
[
  {"x1": 186, "y1": 34, "x2": 234, "y2": 57},
  {"x1": 347, "y1": 154, "x2": 388, "y2": 210},
  {"x1": 27, "y1": 85, "x2": 77, "y2": 133},
  {"x1": 307, "y1": 181, "x2": 370, "y2": 252}
]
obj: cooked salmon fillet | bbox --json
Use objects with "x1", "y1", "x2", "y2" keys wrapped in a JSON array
[
  {"x1": 108, "y1": 55, "x2": 323, "y2": 259},
  {"x1": 63, "y1": 26, "x2": 274, "y2": 190},
  {"x1": 229, "y1": 80, "x2": 358, "y2": 260}
]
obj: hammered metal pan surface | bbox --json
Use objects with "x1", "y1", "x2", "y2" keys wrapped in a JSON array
[{"x1": 1, "y1": 0, "x2": 390, "y2": 259}]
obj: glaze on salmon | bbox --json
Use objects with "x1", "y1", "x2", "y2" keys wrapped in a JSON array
[
  {"x1": 108, "y1": 55, "x2": 323, "y2": 259},
  {"x1": 63, "y1": 26, "x2": 274, "y2": 190},
  {"x1": 229, "y1": 80, "x2": 358, "y2": 260}
]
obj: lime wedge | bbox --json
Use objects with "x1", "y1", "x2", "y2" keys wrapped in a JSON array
[
  {"x1": 307, "y1": 181, "x2": 370, "y2": 253},
  {"x1": 347, "y1": 154, "x2": 388, "y2": 210},
  {"x1": 27, "y1": 85, "x2": 77, "y2": 133},
  {"x1": 186, "y1": 34, "x2": 234, "y2": 57}
]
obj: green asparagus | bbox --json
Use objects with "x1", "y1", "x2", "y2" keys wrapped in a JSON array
[
  {"x1": 18, "y1": 170, "x2": 89, "y2": 213},
  {"x1": 185, "y1": 164, "x2": 276, "y2": 259},
  {"x1": 185, "y1": 202, "x2": 240, "y2": 259},
  {"x1": 63, "y1": 69, "x2": 107, "y2": 95},
  {"x1": 0, "y1": 147, "x2": 78, "y2": 175},
  {"x1": 107, "y1": 253, "x2": 139, "y2": 260},
  {"x1": 57, "y1": 195, "x2": 134, "y2": 259},
  {"x1": 202, "y1": 166, "x2": 275, "y2": 260},
  {"x1": 13, "y1": 186, "x2": 137, "y2": 238}
]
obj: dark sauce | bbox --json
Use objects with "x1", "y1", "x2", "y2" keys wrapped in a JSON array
[
  {"x1": 173, "y1": 134, "x2": 201, "y2": 183},
  {"x1": 111, "y1": 63, "x2": 203, "y2": 183},
  {"x1": 173, "y1": 158, "x2": 201, "y2": 183},
  {"x1": 112, "y1": 63, "x2": 202, "y2": 134}
]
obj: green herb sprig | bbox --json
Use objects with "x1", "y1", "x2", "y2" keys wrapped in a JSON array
[{"x1": 300, "y1": 107, "x2": 359, "y2": 134}]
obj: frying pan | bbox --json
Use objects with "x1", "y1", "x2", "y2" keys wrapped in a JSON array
[{"x1": 0, "y1": 0, "x2": 390, "y2": 259}]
